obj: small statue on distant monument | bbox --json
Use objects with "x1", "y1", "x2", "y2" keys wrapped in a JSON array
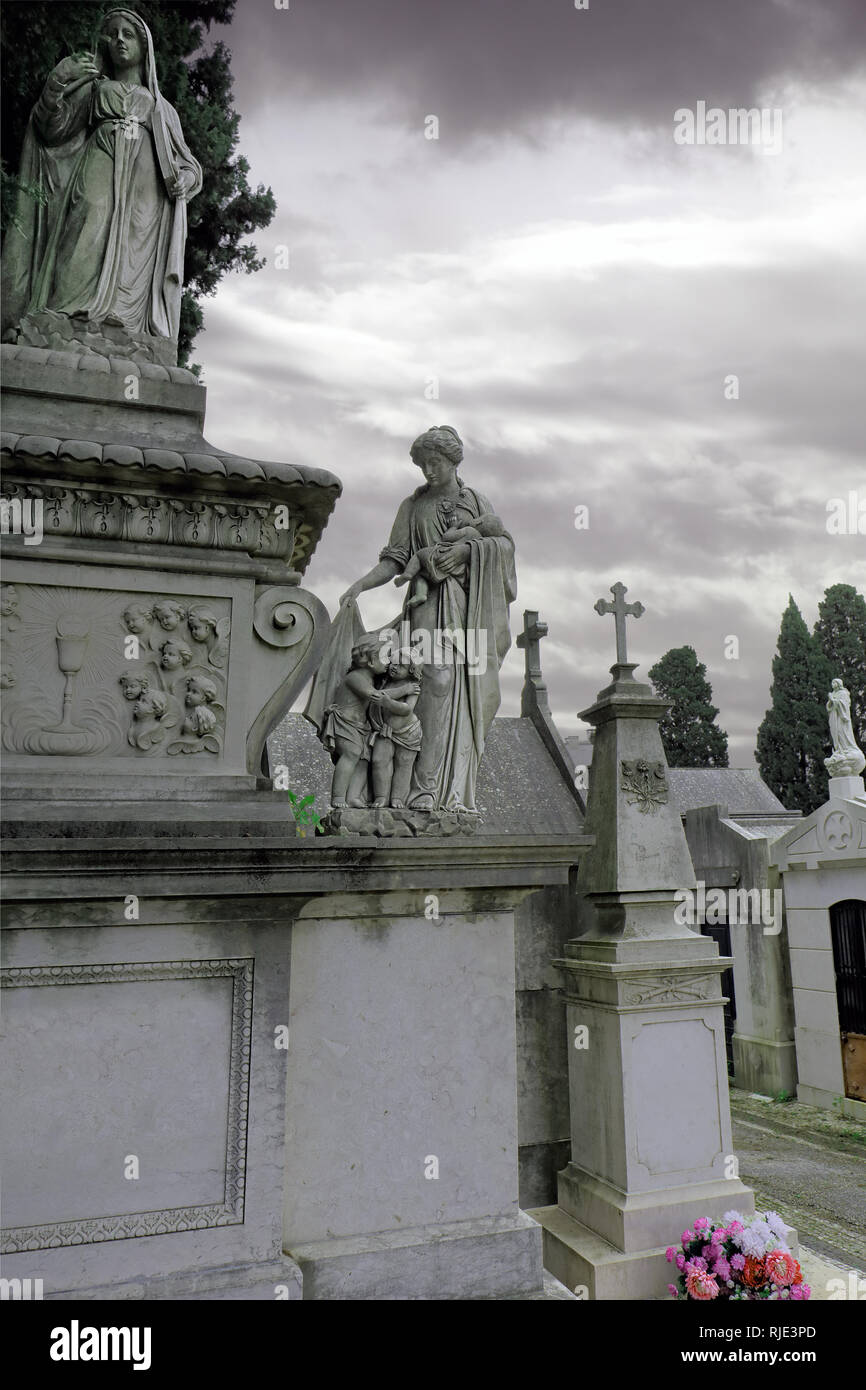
[
  {"x1": 825, "y1": 678, "x2": 865, "y2": 778},
  {"x1": 2, "y1": 8, "x2": 202, "y2": 349}
]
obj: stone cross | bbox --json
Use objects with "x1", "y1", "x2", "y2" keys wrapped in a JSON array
[
  {"x1": 594, "y1": 582, "x2": 644, "y2": 666},
  {"x1": 517, "y1": 609, "x2": 549, "y2": 716},
  {"x1": 517, "y1": 610, "x2": 547, "y2": 682}
]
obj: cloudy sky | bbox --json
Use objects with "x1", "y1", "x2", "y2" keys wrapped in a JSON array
[{"x1": 197, "y1": 0, "x2": 866, "y2": 760}]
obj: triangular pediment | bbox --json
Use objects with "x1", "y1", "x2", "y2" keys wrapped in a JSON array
[{"x1": 771, "y1": 794, "x2": 866, "y2": 869}]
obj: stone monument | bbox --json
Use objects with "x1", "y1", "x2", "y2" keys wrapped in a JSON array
[
  {"x1": 530, "y1": 584, "x2": 754, "y2": 1298},
  {"x1": 1, "y1": 9, "x2": 337, "y2": 812},
  {"x1": 304, "y1": 424, "x2": 517, "y2": 837},
  {"x1": 1, "y1": 31, "x2": 588, "y2": 1296}
]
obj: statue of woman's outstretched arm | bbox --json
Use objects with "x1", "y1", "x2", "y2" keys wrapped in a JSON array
[
  {"x1": 339, "y1": 557, "x2": 401, "y2": 607},
  {"x1": 33, "y1": 53, "x2": 98, "y2": 145}
]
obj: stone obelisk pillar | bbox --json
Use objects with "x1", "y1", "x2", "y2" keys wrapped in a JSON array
[{"x1": 531, "y1": 585, "x2": 753, "y2": 1299}]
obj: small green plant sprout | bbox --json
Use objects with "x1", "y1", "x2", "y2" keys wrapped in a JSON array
[{"x1": 287, "y1": 790, "x2": 322, "y2": 835}]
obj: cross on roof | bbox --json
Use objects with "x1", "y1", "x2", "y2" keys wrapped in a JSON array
[
  {"x1": 517, "y1": 609, "x2": 548, "y2": 681},
  {"x1": 594, "y1": 582, "x2": 644, "y2": 666}
]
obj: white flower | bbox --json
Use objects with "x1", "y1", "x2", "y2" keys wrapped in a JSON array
[{"x1": 765, "y1": 1211, "x2": 788, "y2": 1240}]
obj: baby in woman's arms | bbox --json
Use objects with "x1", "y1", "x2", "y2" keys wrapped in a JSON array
[{"x1": 394, "y1": 512, "x2": 505, "y2": 609}]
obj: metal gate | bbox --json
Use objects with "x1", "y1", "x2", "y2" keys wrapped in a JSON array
[
  {"x1": 830, "y1": 899, "x2": 866, "y2": 1102},
  {"x1": 700, "y1": 920, "x2": 735, "y2": 1076}
]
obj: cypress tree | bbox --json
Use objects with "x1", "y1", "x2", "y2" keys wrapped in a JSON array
[
  {"x1": 648, "y1": 645, "x2": 729, "y2": 768},
  {"x1": 813, "y1": 583, "x2": 866, "y2": 752},
  {"x1": 756, "y1": 596, "x2": 833, "y2": 812}
]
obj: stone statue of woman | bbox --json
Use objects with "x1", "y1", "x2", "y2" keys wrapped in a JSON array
[
  {"x1": 2, "y1": 8, "x2": 202, "y2": 347},
  {"x1": 326, "y1": 426, "x2": 517, "y2": 813},
  {"x1": 825, "y1": 678, "x2": 865, "y2": 776}
]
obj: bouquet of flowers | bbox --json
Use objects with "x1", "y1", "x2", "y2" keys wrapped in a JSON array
[{"x1": 666, "y1": 1210, "x2": 811, "y2": 1300}]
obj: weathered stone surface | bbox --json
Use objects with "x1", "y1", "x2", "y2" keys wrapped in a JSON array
[
  {"x1": 15, "y1": 310, "x2": 178, "y2": 369},
  {"x1": 320, "y1": 804, "x2": 480, "y2": 837},
  {"x1": 1, "y1": 828, "x2": 591, "y2": 1299}
]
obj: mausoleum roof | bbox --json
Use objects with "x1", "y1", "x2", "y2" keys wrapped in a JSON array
[{"x1": 667, "y1": 766, "x2": 789, "y2": 816}]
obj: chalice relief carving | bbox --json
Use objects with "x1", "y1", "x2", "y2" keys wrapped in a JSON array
[{"x1": 1, "y1": 586, "x2": 121, "y2": 755}]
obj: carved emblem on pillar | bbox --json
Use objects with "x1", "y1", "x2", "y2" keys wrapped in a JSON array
[{"x1": 620, "y1": 758, "x2": 669, "y2": 813}]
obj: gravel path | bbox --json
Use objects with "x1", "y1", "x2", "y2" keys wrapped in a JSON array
[{"x1": 730, "y1": 1089, "x2": 866, "y2": 1271}]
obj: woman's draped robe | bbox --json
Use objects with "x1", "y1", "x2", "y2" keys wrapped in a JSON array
[
  {"x1": 2, "y1": 56, "x2": 201, "y2": 341},
  {"x1": 378, "y1": 483, "x2": 516, "y2": 812}
]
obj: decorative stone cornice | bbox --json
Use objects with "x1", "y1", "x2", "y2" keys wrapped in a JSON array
[
  {"x1": 1, "y1": 435, "x2": 341, "y2": 572},
  {"x1": 2, "y1": 339, "x2": 196, "y2": 383}
]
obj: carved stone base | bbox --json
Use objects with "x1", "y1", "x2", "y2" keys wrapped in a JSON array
[
  {"x1": 320, "y1": 806, "x2": 481, "y2": 837},
  {"x1": 825, "y1": 749, "x2": 866, "y2": 778},
  {"x1": 11, "y1": 309, "x2": 177, "y2": 368}
]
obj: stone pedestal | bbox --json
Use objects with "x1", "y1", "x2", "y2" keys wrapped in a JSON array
[
  {"x1": 530, "y1": 661, "x2": 753, "y2": 1299},
  {"x1": 283, "y1": 884, "x2": 556, "y2": 1298},
  {"x1": 1, "y1": 342, "x2": 340, "y2": 812},
  {"x1": 0, "y1": 827, "x2": 590, "y2": 1299},
  {"x1": 828, "y1": 774, "x2": 866, "y2": 803}
]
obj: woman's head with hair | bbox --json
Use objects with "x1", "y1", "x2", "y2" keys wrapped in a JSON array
[
  {"x1": 97, "y1": 9, "x2": 151, "y2": 83},
  {"x1": 410, "y1": 426, "x2": 463, "y2": 469}
]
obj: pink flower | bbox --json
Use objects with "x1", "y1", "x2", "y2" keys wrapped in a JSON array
[
  {"x1": 666, "y1": 1247, "x2": 676, "y2": 1263},
  {"x1": 714, "y1": 1258, "x2": 731, "y2": 1280},
  {"x1": 730, "y1": 1253, "x2": 746, "y2": 1271},
  {"x1": 667, "y1": 1283, "x2": 679, "y2": 1298},
  {"x1": 694, "y1": 1217, "x2": 709, "y2": 1231},
  {"x1": 685, "y1": 1257, "x2": 708, "y2": 1274},
  {"x1": 790, "y1": 1283, "x2": 811, "y2": 1301},
  {"x1": 686, "y1": 1270, "x2": 719, "y2": 1301},
  {"x1": 682, "y1": 1230, "x2": 694, "y2": 1245},
  {"x1": 728, "y1": 1220, "x2": 744, "y2": 1233},
  {"x1": 676, "y1": 1253, "x2": 686, "y2": 1271},
  {"x1": 766, "y1": 1250, "x2": 797, "y2": 1287}
]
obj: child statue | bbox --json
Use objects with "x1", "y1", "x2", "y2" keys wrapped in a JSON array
[
  {"x1": 368, "y1": 649, "x2": 425, "y2": 807},
  {"x1": 321, "y1": 632, "x2": 420, "y2": 808}
]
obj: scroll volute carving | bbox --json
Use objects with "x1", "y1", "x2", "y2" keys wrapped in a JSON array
[{"x1": 245, "y1": 585, "x2": 331, "y2": 775}]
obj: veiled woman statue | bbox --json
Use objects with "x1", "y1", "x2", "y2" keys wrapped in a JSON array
[
  {"x1": 307, "y1": 426, "x2": 516, "y2": 815},
  {"x1": 2, "y1": 9, "x2": 202, "y2": 345},
  {"x1": 825, "y1": 678, "x2": 865, "y2": 775}
]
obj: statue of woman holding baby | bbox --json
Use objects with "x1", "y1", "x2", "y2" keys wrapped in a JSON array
[{"x1": 308, "y1": 426, "x2": 516, "y2": 816}]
